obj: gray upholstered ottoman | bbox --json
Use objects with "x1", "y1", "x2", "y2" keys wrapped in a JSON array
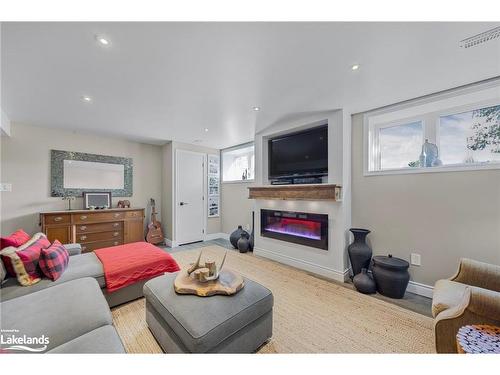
[{"x1": 143, "y1": 272, "x2": 273, "y2": 353}]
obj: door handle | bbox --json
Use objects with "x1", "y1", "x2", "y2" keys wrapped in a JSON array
[{"x1": 179, "y1": 202, "x2": 189, "y2": 206}]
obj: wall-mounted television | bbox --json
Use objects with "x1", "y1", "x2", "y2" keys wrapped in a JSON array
[{"x1": 268, "y1": 124, "x2": 328, "y2": 181}]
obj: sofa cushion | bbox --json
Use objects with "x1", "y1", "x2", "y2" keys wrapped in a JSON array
[
  {"x1": 0, "y1": 277, "x2": 112, "y2": 353},
  {"x1": 144, "y1": 273, "x2": 274, "y2": 353},
  {"x1": 47, "y1": 325, "x2": 125, "y2": 353},
  {"x1": 16, "y1": 236, "x2": 51, "y2": 281},
  {"x1": 432, "y1": 279, "x2": 469, "y2": 317},
  {"x1": 0, "y1": 233, "x2": 47, "y2": 277},
  {"x1": 39, "y1": 240, "x2": 69, "y2": 281},
  {"x1": 1, "y1": 229, "x2": 30, "y2": 250},
  {"x1": 0, "y1": 252, "x2": 105, "y2": 301}
]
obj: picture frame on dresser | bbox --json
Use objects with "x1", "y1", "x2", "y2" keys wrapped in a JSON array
[{"x1": 83, "y1": 191, "x2": 112, "y2": 209}]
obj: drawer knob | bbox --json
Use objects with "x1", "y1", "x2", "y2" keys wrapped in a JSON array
[
  {"x1": 80, "y1": 215, "x2": 88, "y2": 220},
  {"x1": 113, "y1": 232, "x2": 119, "y2": 237},
  {"x1": 53, "y1": 216, "x2": 63, "y2": 222},
  {"x1": 80, "y1": 235, "x2": 87, "y2": 241},
  {"x1": 114, "y1": 213, "x2": 121, "y2": 218},
  {"x1": 114, "y1": 241, "x2": 119, "y2": 246},
  {"x1": 80, "y1": 226, "x2": 87, "y2": 231},
  {"x1": 113, "y1": 223, "x2": 120, "y2": 227},
  {"x1": 82, "y1": 246, "x2": 87, "y2": 252}
]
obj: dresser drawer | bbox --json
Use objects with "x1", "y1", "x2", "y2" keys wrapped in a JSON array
[
  {"x1": 44, "y1": 214, "x2": 71, "y2": 225},
  {"x1": 76, "y1": 231, "x2": 123, "y2": 243},
  {"x1": 81, "y1": 240, "x2": 123, "y2": 253},
  {"x1": 76, "y1": 222, "x2": 123, "y2": 234},
  {"x1": 73, "y1": 211, "x2": 126, "y2": 223},
  {"x1": 125, "y1": 210, "x2": 143, "y2": 218}
]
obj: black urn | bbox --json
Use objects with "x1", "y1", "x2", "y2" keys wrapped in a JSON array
[
  {"x1": 230, "y1": 225, "x2": 249, "y2": 249},
  {"x1": 347, "y1": 228, "x2": 372, "y2": 277},
  {"x1": 372, "y1": 254, "x2": 410, "y2": 299},
  {"x1": 353, "y1": 268, "x2": 376, "y2": 294},
  {"x1": 237, "y1": 232, "x2": 250, "y2": 253}
]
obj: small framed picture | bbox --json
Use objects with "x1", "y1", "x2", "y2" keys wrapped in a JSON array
[{"x1": 83, "y1": 191, "x2": 112, "y2": 209}]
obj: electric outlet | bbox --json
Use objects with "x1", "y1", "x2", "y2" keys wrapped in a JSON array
[
  {"x1": 0, "y1": 183, "x2": 12, "y2": 192},
  {"x1": 410, "y1": 253, "x2": 421, "y2": 266}
]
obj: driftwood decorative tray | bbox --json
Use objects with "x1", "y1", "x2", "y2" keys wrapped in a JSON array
[{"x1": 174, "y1": 269, "x2": 244, "y2": 297}]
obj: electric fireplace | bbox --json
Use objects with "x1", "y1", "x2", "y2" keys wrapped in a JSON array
[{"x1": 260, "y1": 209, "x2": 328, "y2": 250}]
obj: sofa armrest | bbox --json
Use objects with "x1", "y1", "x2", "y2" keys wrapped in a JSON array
[
  {"x1": 63, "y1": 243, "x2": 82, "y2": 256},
  {"x1": 450, "y1": 258, "x2": 500, "y2": 292}
]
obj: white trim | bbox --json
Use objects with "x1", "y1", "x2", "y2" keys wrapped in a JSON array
[
  {"x1": 164, "y1": 238, "x2": 177, "y2": 248},
  {"x1": 204, "y1": 232, "x2": 230, "y2": 241},
  {"x1": 254, "y1": 246, "x2": 349, "y2": 283},
  {"x1": 406, "y1": 280, "x2": 434, "y2": 299}
]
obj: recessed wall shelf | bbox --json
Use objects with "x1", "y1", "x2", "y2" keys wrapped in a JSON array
[{"x1": 248, "y1": 184, "x2": 341, "y2": 201}]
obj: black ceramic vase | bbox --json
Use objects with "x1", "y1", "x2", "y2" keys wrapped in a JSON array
[
  {"x1": 372, "y1": 254, "x2": 410, "y2": 299},
  {"x1": 353, "y1": 268, "x2": 376, "y2": 294},
  {"x1": 348, "y1": 228, "x2": 372, "y2": 277},
  {"x1": 237, "y1": 232, "x2": 250, "y2": 253},
  {"x1": 230, "y1": 225, "x2": 248, "y2": 249},
  {"x1": 248, "y1": 211, "x2": 255, "y2": 252}
]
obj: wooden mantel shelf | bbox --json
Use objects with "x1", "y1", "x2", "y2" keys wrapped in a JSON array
[{"x1": 248, "y1": 184, "x2": 342, "y2": 201}]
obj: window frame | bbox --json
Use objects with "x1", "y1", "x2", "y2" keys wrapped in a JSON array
[
  {"x1": 364, "y1": 80, "x2": 500, "y2": 176},
  {"x1": 221, "y1": 141, "x2": 255, "y2": 183}
]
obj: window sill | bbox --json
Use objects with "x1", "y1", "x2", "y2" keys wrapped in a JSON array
[
  {"x1": 364, "y1": 163, "x2": 500, "y2": 176},
  {"x1": 221, "y1": 179, "x2": 255, "y2": 185}
]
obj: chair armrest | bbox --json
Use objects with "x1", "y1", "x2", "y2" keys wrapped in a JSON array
[
  {"x1": 434, "y1": 286, "x2": 500, "y2": 353},
  {"x1": 63, "y1": 243, "x2": 82, "y2": 256},
  {"x1": 450, "y1": 258, "x2": 500, "y2": 292}
]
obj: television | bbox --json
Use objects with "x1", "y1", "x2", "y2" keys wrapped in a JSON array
[{"x1": 268, "y1": 124, "x2": 328, "y2": 181}]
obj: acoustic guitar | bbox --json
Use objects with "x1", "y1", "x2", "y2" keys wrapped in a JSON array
[{"x1": 146, "y1": 198, "x2": 165, "y2": 245}]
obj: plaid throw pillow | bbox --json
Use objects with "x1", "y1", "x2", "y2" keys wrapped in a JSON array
[
  {"x1": 16, "y1": 236, "x2": 50, "y2": 280},
  {"x1": 39, "y1": 240, "x2": 69, "y2": 281}
]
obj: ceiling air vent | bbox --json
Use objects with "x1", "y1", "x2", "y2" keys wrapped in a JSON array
[{"x1": 460, "y1": 26, "x2": 500, "y2": 48}]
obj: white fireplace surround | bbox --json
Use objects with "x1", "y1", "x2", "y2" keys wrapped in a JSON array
[{"x1": 252, "y1": 110, "x2": 352, "y2": 282}]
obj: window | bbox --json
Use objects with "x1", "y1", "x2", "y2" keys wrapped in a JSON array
[
  {"x1": 222, "y1": 143, "x2": 255, "y2": 182},
  {"x1": 378, "y1": 121, "x2": 423, "y2": 170},
  {"x1": 439, "y1": 104, "x2": 500, "y2": 165},
  {"x1": 365, "y1": 81, "x2": 500, "y2": 175}
]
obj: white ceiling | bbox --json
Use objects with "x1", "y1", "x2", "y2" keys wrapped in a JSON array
[{"x1": 1, "y1": 22, "x2": 500, "y2": 149}]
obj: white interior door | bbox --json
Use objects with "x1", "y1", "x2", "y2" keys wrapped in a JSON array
[{"x1": 175, "y1": 150, "x2": 205, "y2": 245}]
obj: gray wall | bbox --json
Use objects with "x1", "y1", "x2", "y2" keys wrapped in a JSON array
[
  {"x1": 0, "y1": 123, "x2": 163, "y2": 236},
  {"x1": 351, "y1": 113, "x2": 500, "y2": 286},
  {"x1": 221, "y1": 181, "x2": 255, "y2": 234}
]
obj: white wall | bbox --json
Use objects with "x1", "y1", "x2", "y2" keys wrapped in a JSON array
[
  {"x1": 351, "y1": 113, "x2": 500, "y2": 287},
  {"x1": 221, "y1": 181, "x2": 255, "y2": 234},
  {"x1": 0, "y1": 123, "x2": 163, "y2": 236},
  {"x1": 252, "y1": 110, "x2": 351, "y2": 282}
]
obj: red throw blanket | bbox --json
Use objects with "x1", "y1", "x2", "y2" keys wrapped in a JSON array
[{"x1": 94, "y1": 242, "x2": 180, "y2": 293}]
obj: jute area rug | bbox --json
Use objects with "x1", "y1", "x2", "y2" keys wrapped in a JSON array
[{"x1": 111, "y1": 245, "x2": 434, "y2": 353}]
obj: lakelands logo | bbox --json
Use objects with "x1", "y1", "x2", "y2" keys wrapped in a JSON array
[{"x1": 0, "y1": 329, "x2": 50, "y2": 353}]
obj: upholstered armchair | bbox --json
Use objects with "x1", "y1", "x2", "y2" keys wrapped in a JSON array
[{"x1": 432, "y1": 258, "x2": 500, "y2": 353}]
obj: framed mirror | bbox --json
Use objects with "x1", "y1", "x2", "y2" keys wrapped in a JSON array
[{"x1": 51, "y1": 150, "x2": 133, "y2": 197}]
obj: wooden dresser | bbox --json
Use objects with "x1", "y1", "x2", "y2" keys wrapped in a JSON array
[{"x1": 40, "y1": 208, "x2": 145, "y2": 253}]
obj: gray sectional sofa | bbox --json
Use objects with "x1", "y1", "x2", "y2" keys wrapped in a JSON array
[{"x1": 0, "y1": 244, "x2": 126, "y2": 353}]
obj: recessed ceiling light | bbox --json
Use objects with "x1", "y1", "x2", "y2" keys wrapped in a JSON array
[
  {"x1": 82, "y1": 95, "x2": 92, "y2": 103},
  {"x1": 253, "y1": 107, "x2": 260, "y2": 111},
  {"x1": 351, "y1": 64, "x2": 360, "y2": 71},
  {"x1": 204, "y1": 128, "x2": 209, "y2": 132},
  {"x1": 95, "y1": 35, "x2": 110, "y2": 46}
]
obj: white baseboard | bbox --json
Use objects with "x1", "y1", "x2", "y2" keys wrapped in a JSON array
[
  {"x1": 406, "y1": 280, "x2": 434, "y2": 298},
  {"x1": 204, "y1": 232, "x2": 230, "y2": 241},
  {"x1": 164, "y1": 238, "x2": 177, "y2": 248},
  {"x1": 254, "y1": 246, "x2": 348, "y2": 283}
]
